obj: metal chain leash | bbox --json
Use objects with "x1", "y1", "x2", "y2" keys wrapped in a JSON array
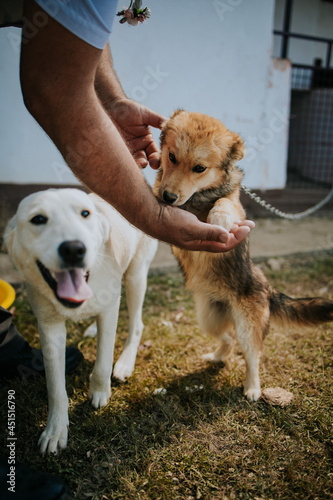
[{"x1": 241, "y1": 184, "x2": 333, "y2": 220}]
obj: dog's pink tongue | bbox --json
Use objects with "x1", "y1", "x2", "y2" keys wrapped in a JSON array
[{"x1": 55, "y1": 270, "x2": 92, "y2": 302}]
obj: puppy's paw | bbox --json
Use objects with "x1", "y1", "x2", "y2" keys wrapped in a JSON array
[
  {"x1": 207, "y1": 208, "x2": 234, "y2": 232},
  {"x1": 89, "y1": 387, "x2": 111, "y2": 409},
  {"x1": 38, "y1": 421, "x2": 68, "y2": 455},
  {"x1": 244, "y1": 387, "x2": 261, "y2": 402}
]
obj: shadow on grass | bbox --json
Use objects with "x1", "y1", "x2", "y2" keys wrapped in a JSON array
[
  {"x1": 0, "y1": 357, "x2": 243, "y2": 452},
  {"x1": 1, "y1": 350, "x2": 332, "y2": 499}
]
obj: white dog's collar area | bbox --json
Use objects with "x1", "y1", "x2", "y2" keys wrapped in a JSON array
[{"x1": 36, "y1": 260, "x2": 92, "y2": 309}]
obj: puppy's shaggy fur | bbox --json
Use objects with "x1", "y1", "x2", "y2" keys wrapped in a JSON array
[
  {"x1": 154, "y1": 110, "x2": 333, "y2": 401},
  {"x1": 4, "y1": 189, "x2": 157, "y2": 454}
]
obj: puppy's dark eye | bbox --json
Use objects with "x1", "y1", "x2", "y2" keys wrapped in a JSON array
[
  {"x1": 81, "y1": 210, "x2": 90, "y2": 218},
  {"x1": 192, "y1": 165, "x2": 206, "y2": 173},
  {"x1": 169, "y1": 152, "x2": 176, "y2": 164},
  {"x1": 30, "y1": 215, "x2": 48, "y2": 225}
]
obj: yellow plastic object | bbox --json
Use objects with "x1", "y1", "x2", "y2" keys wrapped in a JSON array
[{"x1": 0, "y1": 279, "x2": 16, "y2": 310}]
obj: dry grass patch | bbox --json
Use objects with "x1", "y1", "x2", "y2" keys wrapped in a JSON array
[{"x1": 0, "y1": 253, "x2": 332, "y2": 499}]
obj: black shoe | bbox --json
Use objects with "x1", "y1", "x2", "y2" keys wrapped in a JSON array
[
  {"x1": 0, "y1": 457, "x2": 70, "y2": 500},
  {"x1": 0, "y1": 343, "x2": 84, "y2": 381}
]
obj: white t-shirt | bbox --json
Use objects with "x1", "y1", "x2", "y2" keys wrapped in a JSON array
[{"x1": 0, "y1": 0, "x2": 118, "y2": 49}]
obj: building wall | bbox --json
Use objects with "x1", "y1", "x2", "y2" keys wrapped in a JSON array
[{"x1": 0, "y1": 0, "x2": 290, "y2": 190}]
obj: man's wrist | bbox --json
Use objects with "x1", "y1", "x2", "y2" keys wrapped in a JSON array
[{"x1": 94, "y1": 77, "x2": 126, "y2": 106}]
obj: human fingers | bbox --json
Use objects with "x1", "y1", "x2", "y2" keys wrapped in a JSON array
[
  {"x1": 125, "y1": 134, "x2": 153, "y2": 168},
  {"x1": 126, "y1": 134, "x2": 154, "y2": 151},
  {"x1": 235, "y1": 220, "x2": 256, "y2": 229},
  {"x1": 228, "y1": 225, "x2": 251, "y2": 244},
  {"x1": 145, "y1": 136, "x2": 161, "y2": 169},
  {"x1": 134, "y1": 151, "x2": 149, "y2": 168},
  {"x1": 174, "y1": 231, "x2": 229, "y2": 252},
  {"x1": 160, "y1": 207, "x2": 240, "y2": 252},
  {"x1": 126, "y1": 133, "x2": 161, "y2": 169},
  {"x1": 154, "y1": 203, "x2": 252, "y2": 253},
  {"x1": 184, "y1": 225, "x2": 251, "y2": 252},
  {"x1": 148, "y1": 152, "x2": 160, "y2": 170},
  {"x1": 133, "y1": 150, "x2": 160, "y2": 169},
  {"x1": 230, "y1": 220, "x2": 255, "y2": 233},
  {"x1": 184, "y1": 215, "x2": 252, "y2": 250},
  {"x1": 140, "y1": 105, "x2": 167, "y2": 130}
]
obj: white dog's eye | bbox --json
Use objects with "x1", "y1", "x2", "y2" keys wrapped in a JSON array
[
  {"x1": 81, "y1": 210, "x2": 90, "y2": 218},
  {"x1": 192, "y1": 165, "x2": 206, "y2": 173},
  {"x1": 30, "y1": 215, "x2": 48, "y2": 225}
]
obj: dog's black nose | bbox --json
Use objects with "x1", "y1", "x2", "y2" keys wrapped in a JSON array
[
  {"x1": 163, "y1": 191, "x2": 178, "y2": 204},
  {"x1": 58, "y1": 240, "x2": 86, "y2": 267}
]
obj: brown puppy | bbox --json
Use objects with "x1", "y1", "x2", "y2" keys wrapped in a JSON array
[{"x1": 154, "y1": 110, "x2": 333, "y2": 401}]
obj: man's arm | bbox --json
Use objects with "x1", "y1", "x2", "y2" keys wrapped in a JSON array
[
  {"x1": 94, "y1": 44, "x2": 125, "y2": 103},
  {"x1": 20, "y1": 0, "x2": 253, "y2": 252},
  {"x1": 95, "y1": 44, "x2": 164, "y2": 170}
]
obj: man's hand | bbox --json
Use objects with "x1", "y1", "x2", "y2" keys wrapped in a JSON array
[
  {"x1": 180, "y1": 221, "x2": 254, "y2": 253},
  {"x1": 104, "y1": 98, "x2": 165, "y2": 169},
  {"x1": 151, "y1": 203, "x2": 255, "y2": 252},
  {"x1": 94, "y1": 47, "x2": 165, "y2": 169}
]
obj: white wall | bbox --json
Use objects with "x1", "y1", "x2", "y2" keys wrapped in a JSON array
[
  {"x1": 0, "y1": 0, "x2": 291, "y2": 190},
  {"x1": 0, "y1": 26, "x2": 77, "y2": 185}
]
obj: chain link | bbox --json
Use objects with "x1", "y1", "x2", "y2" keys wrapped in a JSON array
[{"x1": 241, "y1": 184, "x2": 333, "y2": 220}]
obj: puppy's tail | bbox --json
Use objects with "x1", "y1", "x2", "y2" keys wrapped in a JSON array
[{"x1": 270, "y1": 289, "x2": 333, "y2": 327}]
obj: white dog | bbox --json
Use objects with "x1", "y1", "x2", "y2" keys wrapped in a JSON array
[{"x1": 4, "y1": 188, "x2": 157, "y2": 454}]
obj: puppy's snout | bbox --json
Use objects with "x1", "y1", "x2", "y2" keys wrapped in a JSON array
[
  {"x1": 163, "y1": 190, "x2": 179, "y2": 204},
  {"x1": 58, "y1": 240, "x2": 86, "y2": 267}
]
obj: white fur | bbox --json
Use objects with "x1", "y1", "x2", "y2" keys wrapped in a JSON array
[{"x1": 4, "y1": 188, "x2": 157, "y2": 455}]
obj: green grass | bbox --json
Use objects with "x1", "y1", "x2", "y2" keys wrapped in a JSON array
[{"x1": 1, "y1": 254, "x2": 333, "y2": 499}]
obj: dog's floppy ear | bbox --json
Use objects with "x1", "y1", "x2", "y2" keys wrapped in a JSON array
[
  {"x1": 93, "y1": 204, "x2": 110, "y2": 243},
  {"x1": 97, "y1": 209, "x2": 110, "y2": 243},
  {"x1": 3, "y1": 215, "x2": 17, "y2": 255},
  {"x1": 160, "y1": 109, "x2": 185, "y2": 147},
  {"x1": 229, "y1": 132, "x2": 246, "y2": 162},
  {"x1": 87, "y1": 194, "x2": 110, "y2": 243}
]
